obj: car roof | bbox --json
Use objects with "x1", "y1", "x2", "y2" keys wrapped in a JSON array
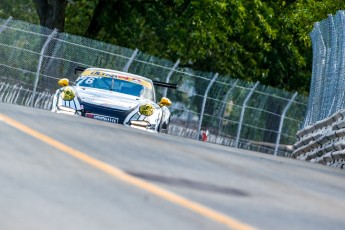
[
  {"x1": 83, "y1": 68, "x2": 152, "y2": 81},
  {"x1": 82, "y1": 68, "x2": 154, "y2": 89}
]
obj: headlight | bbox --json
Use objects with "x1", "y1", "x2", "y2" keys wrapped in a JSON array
[
  {"x1": 139, "y1": 103, "x2": 155, "y2": 116},
  {"x1": 60, "y1": 86, "x2": 75, "y2": 101}
]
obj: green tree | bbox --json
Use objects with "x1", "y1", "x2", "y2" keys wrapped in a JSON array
[
  {"x1": 61, "y1": 0, "x2": 313, "y2": 93},
  {"x1": 33, "y1": 0, "x2": 68, "y2": 31},
  {"x1": 70, "y1": 1, "x2": 277, "y2": 82},
  {"x1": 265, "y1": 0, "x2": 345, "y2": 93},
  {"x1": 0, "y1": 0, "x2": 38, "y2": 23},
  {"x1": 1, "y1": 0, "x2": 345, "y2": 94}
]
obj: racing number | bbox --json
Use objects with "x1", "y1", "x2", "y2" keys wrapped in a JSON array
[{"x1": 85, "y1": 77, "x2": 95, "y2": 84}]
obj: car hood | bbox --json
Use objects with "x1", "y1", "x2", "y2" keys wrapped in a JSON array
[{"x1": 75, "y1": 86, "x2": 149, "y2": 110}]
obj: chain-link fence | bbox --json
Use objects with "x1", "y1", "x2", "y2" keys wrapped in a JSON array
[
  {"x1": 305, "y1": 10, "x2": 345, "y2": 127},
  {"x1": 0, "y1": 17, "x2": 308, "y2": 155}
]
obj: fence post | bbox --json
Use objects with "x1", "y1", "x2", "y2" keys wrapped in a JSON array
[
  {"x1": 274, "y1": 92, "x2": 298, "y2": 156},
  {"x1": 122, "y1": 48, "x2": 139, "y2": 72},
  {"x1": 338, "y1": 11, "x2": 345, "y2": 111},
  {"x1": 196, "y1": 73, "x2": 219, "y2": 140},
  {"x1": 0, "y1": 16, "x2": 13, "y2": 33},
  {"x1": 31, "y1": 28, "x2": 58, "y2": 107},
  {"x1": 217, "y1": 79, "x2": 238, "y2": 136},
  {"x1": 163, "y1": 59, "x2": 180, "y2": 98},
  {"x1": 235, "y1": 81, "x2": 259, "y2": 148}
]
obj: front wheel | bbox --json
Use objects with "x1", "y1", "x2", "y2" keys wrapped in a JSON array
[{"x1": 158, "y1": 118, "x2": 170, "y2": 134}]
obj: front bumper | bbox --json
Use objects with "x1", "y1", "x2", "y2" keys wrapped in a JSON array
[{"x1": 55, "y1": 104, "x2": 159, "y2": 132}]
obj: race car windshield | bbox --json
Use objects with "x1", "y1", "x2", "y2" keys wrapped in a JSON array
[{"x1": 75, "y1": 76, "x2": 154, "y2": 101}]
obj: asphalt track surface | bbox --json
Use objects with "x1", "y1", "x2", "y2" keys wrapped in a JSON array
[{"x1": 0, "y1": 102, "x2": 344, "y2": 230}]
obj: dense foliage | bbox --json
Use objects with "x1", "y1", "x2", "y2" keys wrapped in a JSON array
[
  {"x1": 1, "y1": 0, "x2": 344, "y2": 94},
  {"x1": 0, "y1": 0, "x2": 38, "y2": 22}
]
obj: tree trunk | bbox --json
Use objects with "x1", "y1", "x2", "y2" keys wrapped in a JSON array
[
  {"x1": 33, "y1": 0, "x2": 67, "y2": 31},
  {"x1": 85, "y1": 0, "x2": 108, "y2": 38},
  {"x1": 263, "y1": 98, "x2": 282, "y2": 143}
]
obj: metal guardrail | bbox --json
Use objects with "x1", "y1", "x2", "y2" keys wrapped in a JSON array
[
  {"x1": 169, "y1": 124, "x2": 292, "y2": 156},
  {"x1": 292, "y1": 109, "x2": 345, "y2": 168},
  {"x1": 0, "y1": 82, "x2": 53, "y2": 110}
]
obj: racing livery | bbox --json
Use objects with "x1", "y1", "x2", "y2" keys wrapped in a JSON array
[{"x1": 51, "y1": 67, "x2": 177, "y2": 133}]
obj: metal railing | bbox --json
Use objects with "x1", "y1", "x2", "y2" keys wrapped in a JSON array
[{"x1": 0, "y1": 17, "x2": 308, "y2": 155}]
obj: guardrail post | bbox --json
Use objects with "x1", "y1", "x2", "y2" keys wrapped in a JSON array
[
  {"x1": 217, "y1": 79, "x2": 238, "y2": 136},
  {"x1": 274, "y1": 92, "x2": 298, "y2": 156},
  {"x1": 196, "y1": 73, "x2": 219, "y2": 140},
  {"x1": 31, "y1": 28, "x2": 58, "y2": 107},
  {"x1": 163, "y1": 59, "x2": 180, "y2": 98},
  {"x1": 0, "y1": 16, "x2": 13, "y2": 33},
  {"x1": 235, "y1": 81, "x2": 259, "y2": 148},
  {"x1": 122, "y1": 48, "x2": 139, "y2": 72}
]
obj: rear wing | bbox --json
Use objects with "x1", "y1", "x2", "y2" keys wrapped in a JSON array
[
  {"x1": 75, "y1": 66, "x2": 87, "y2": 74},
  {"x1": 152, "y1": 81, "x2": 178, "y2": 89},
  {"x1": 74, "y1": 66, "x2": 178, "y2": 89}
]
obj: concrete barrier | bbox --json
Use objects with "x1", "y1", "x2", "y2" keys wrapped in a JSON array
[
  {"x1": 0, "y1": 82, "x2": 53, "y2": 110},
  {"x1": 292, "y1": 109, "x2": 345, "y2": 168}
]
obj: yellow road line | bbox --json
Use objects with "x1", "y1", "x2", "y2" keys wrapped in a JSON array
[{"x1": 0, "y1": 113, "x2": 257, "y2": 230}]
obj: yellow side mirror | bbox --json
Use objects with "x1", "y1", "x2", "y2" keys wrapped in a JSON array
[
  {"x1": 159, "y1": 97, "x2": 172, "y2": 107},
  {"x1": 58, "y1": 78, "x2": 69, "y2": 87}
]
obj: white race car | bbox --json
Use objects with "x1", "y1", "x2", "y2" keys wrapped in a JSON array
[{"x1": 51, "y1": 67, "x2": 177, "y2": 133}]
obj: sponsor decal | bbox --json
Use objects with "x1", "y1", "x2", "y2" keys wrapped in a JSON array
[
  {"x1": 132, "y1": 79, "x2": 142, "y2": 84},
  {"x1": 117, "y1": 75, "x2": 129, "y2": 81},
  {"x1": 89, "y1": 71, "x2": 117, "y2": 78},
  {"x1": 85, "y1": 113, "x2": 119, "y2": 123}
]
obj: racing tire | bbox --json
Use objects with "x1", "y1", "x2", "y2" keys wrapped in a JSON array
[{"x1": 158, "y1": 119, "x2": 170, "y2": 134}]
